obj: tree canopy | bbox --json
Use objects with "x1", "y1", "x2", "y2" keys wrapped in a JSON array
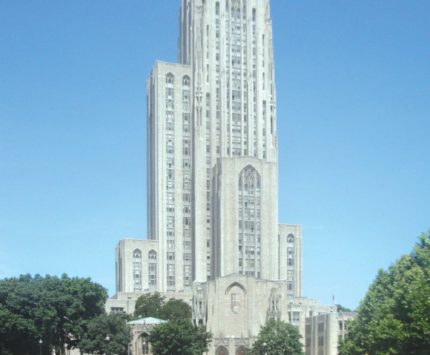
[
  {"x1": 134, "y1": 292, "x2": 165, "y2": 319},
  {"x1": 340, "y1": 231, "x2": 430, "y2": 355},
  {"x1": 149, "y1": 320, "x2": 211, "y2": 355},
  {"x1": 134, "y1": 292, "x2": 192, "y2": 321},
  {"x1": 336, "y1": 304, "x2": 353, "y2": 312},
  {"x1": 78, "y1": 313, "x2": 131, "y2": 355},
  {"x1": 250, "y1": 319, "x2": 303, "y2": 355},
  {"x1": 0, "y1": 274, "x2": 107, "y2": 354},
  {"x1": 157, "y1": 298, "x2": 192, "y2": 321}
]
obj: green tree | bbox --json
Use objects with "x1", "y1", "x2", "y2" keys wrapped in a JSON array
[
  {"x1": 134, "y1": 293, "x2": 192, "y2": 322},
  {"x1": 0, "y1": 274, "x2": 107, "y2": 354},
  {"x1": 157, "y1": 298, "x2": 192, "y2": 321},
  {"x1": 340, "y1": 231, "x2": 430, "y2": 355},
  {"x1": 149, "y1": 320, "x2": 211, "y2": 355},
  {"x1": 250, "y1": 319, "x2": 303, "y2": 355},
  {"x1": 336, "y1": 304, "x2": 353, "y2": 312},
  {"x1": 134, "y1": 292, "x2": 165, "y2": 318},
  {"x1": 78, "y1": 313, "x2": 132, "y2": 355}
]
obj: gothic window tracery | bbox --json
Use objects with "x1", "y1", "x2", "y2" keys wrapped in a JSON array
[
  {"x1": 182, "y1": 75, "x2": 190, "y2": 87},
  {"x1": 132, "y1": 249, "x2": 142, "y2": 291},
  {"x1": 238, "y1": 165, "x2": 261, "y2": 277},
  {"x1": 166, "y1": 73, "x2": 174, "y2": 85}
]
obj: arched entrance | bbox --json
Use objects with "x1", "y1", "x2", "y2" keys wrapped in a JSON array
[
  {"x1": 137, "y1": 332, "x2": 150, "y2": 355},
  {"x1": 236, "y1": 345, "x2": 247, "y2": 355},
  {"x1": 216, "y1": 345, "x2": 229, "y2": 355}
]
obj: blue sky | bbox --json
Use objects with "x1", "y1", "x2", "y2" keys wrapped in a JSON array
[{"x1": 0, "y1": 0, "x2": 429, "y2": 309}]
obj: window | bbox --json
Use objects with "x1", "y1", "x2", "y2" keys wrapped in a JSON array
[
  {"x1": 149, "y1": 250, "x2": 157, "y2": 260},
  {"x1": 167, "y1": 264, "x2": 175, "y2": 289},
  {"x1": 182, "y1": 75, "x2": 190, "y2": 87},
  {"x1": 110, "y1": 307, "x2": 124, "y2": 314},
  {"x1": 166, "y1": 73, "x2": 174, "y2": 85},
  {"x1": 238, "y1": 165, "x2": 261, "y2": 277},
  {"x1": 133, "y1": 249, "x2": 142, "y2": 258},
  {"x1": 133, "y1": 258, "x2": 142, "y2": 291},
  {"x1": 148, "y1": 250, "x2": 157, "y2": 288}
]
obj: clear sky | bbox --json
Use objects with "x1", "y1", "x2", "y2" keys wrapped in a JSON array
[{"x1": 1, "y1": 0, "x2": 429, "y2": 310}]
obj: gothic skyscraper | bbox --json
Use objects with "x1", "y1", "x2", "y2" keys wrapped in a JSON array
[{"x1": 145, "y1": 0, "x2": 299, "y2": 294}]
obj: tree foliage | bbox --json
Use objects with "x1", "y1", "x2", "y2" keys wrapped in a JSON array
[
  {"x1": 134, "y1": 292, "x2": 165, "y2": 319},
  {"x1": 340, "y1": 231, "x2": 430, "y2": 355},
  {"x1": 78, "y1": 313, "x2": 131, "y2": 355},
  {"x1": 149, "y1": 320, "x2": 211, "y2": 355},
  {"x1": 250, "y1": 319, "x2": 303, "y2": 355},
  {"x1": 0, "y1": 274, "x2": 107, "y2": 354},
  {"x1": 157, "y1": 298, "x2": 192, "y2": 321},
  {"x1": 134, "y1": 293, "x2": 192, "y2": 321},
  {"x1": 336, "y1": 304, "x2": 353, "y2": 312}
]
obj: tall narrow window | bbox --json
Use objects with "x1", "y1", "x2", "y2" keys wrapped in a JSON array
[
  {"x1": 148, "y1": 250, "x2": 157, "y2": 289},
  {"x1": 238, "y1": 165, "x2": 261, "y2": 277},
  {"x1": 132, "y1": 249, "x2": 142, "y2": 291}
]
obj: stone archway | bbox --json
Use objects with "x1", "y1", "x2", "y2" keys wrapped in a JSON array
[
  {"x1": 216, "y1": 345, "x2": 229, "y2": 355},
  {"x1": 236, "y1": 345, "x2": 247, "y2": 355},
  {"x1": 136, "y1": 332, "x2": 150, "y2": 355}
]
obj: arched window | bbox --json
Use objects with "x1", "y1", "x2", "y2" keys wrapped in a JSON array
[
  {"x1": 132, "y1": 249, "x2": 142, "y2": 291},
  {"x1": 238, "y1": 165, "x2": 261, "y2": 277},
  {"x1": 182, "y1": 75, "x2": 190, "y2": 87},
  {"x1": 148, "y1": 250, "x2": 157, "y2": 260},
  {"x1": 287, "y1": 234, "x2": 295, "y2": 243},
  {"x1": 215, "y1": 1, "x2": 220, "y2": 15},
  {"x1": 166, "y1": 73, "x2": 174, "y2": 85},
  {"x1": 236, "y1": 346, "x2": 247, "y2": 355},
  {"x1": 148, "y1": 250, "x2": 157, "y2": 289},
  {"x1": 216, "y1": 346, "x2": 229, "y2": 355}
]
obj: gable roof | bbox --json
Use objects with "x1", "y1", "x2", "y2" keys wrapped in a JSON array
[{"x1": 127, "y1": 317, "x2": 167, "y2": 325}]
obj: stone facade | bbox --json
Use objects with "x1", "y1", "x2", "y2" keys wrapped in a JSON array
[
  {"x1": 305, "y1": 312, "x2": 356, "y2": 355},
  {"x1": 193, "y1": 274, "x2": 336, "y2": 354},
  {"x1": 115, "y1": 239, "x2": 158, "y2": 294},
  {"x1": 127, "y1": 317, "x2": 167, "y2": 355}
]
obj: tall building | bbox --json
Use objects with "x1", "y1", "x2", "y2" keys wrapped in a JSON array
[
  {"x1": 107, "y1": 1, "x2": 352, "y2": 354},
  {"x1": 118, "y1": 0, "x2": 302, "y2": 296},
  {"x1": 147, "y1": 0, "x2": 281, "y2": 291}
]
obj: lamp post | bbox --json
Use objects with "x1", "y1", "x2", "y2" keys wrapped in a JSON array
[
  {"x1": 105, "y1": 335, "x2": 110, "y2": 355},
  {"x1": 38, "y1": 339, "x2": 43, "y2": 355},
  {"x1": 262, "y1": 342, "x2": 267, "y2": 355}
]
